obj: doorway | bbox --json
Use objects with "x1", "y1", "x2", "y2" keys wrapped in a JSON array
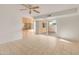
[
  {"x1": 22, "y1": 17, "x2": 35, "y2": 38},
  {"x1": 48, "y1": 20, "x2": 57, "y2": 36}
]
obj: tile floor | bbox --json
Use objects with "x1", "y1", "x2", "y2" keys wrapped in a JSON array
[{"x1": 0, "y1": 30, "x2": 78, "y2": 55}]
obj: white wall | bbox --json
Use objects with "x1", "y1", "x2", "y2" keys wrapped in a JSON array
[
  {"x1": 57, "y1": 14, "x2": 79, "y2": 41},
  {"x1": 0, "y1": 5, "x2": 22, "y2": 44}
]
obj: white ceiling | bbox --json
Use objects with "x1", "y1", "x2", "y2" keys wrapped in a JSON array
[
  {"x1": 38, "y1": 4, "x2": 79, "y2": 14},
  {"x1": 19, "y1": 4, "x2": 79, "y2": 17}
]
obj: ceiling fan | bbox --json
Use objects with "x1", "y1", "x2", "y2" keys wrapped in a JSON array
[{"x1": 20, "y1": 4, "x2": 40, "y2": 14}]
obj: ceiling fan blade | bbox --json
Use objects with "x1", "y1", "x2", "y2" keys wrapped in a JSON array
[
  {"x1": 21, "y1": 4, "x2": 40, "y2": 14},
  {"x1": 32, "y1": 6, "x2": 39, "y2": 9},
  {"x1": 22, "y1": 4, "x2": 31, "y2": 8},
  {"x1": 33, "y1": 10, "x2": 40, "y2": 13}
]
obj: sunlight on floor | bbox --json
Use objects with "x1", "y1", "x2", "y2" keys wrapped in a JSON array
[{"x1": 60, "y1": 39, "x2": 72, "y2": 44}]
